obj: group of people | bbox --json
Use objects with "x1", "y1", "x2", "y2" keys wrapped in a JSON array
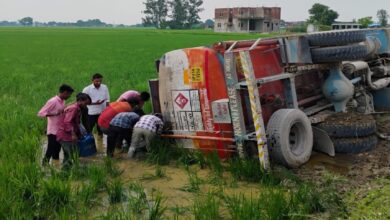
[{"x1": 38, "y1": 73, "x2": 164, "y2": 169}]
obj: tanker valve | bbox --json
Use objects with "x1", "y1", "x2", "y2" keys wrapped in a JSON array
[{"x1": 322, "y1": 65, "x2": 354, "y2": 112}]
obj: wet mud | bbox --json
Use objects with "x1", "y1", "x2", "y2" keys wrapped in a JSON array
[{"x1": 296, "y1": 114, "x2": 389, "y2": 193}]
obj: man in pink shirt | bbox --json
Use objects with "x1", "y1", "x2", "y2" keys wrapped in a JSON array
[
  {"x1": 38, "y1": 84, "x2": 74, "y2": 165},
  {"x1": 117, "y1": 90, "x2": 150, "y2": 108},
  {"x1": 57, "y1": 93, "x2": 91, "y2": 170}
]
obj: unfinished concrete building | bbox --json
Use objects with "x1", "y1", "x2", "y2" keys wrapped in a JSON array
[{"x1": 214, "y1": 7, "x2": 281, "y2": 33}]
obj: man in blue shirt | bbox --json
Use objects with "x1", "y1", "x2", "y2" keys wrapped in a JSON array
[{"x1": 107, "y1": 112, "x2": 140, "y2": 157}]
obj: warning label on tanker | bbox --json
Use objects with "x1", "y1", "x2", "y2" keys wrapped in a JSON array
[
  {"x1": 190, "y1": 90, "x2": 201, "y2": 111},
  {"x1": 174, "y1": 93, "x2": 189, "y2": 109},
  {"x1": 171, "y1": 90, "x2": 204, "y2": 131},
  {"x1": 172, "y1": 91, "x2": 191, "y2": 111},
  {"x1": 190, "y1": 67, "x2": 203, "y2": 83}
]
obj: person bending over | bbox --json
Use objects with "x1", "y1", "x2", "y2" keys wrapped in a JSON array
[
  {"x1": 97, "y1": 97, "x2": 140, "y2": 134},
  {"x1": 56, "y1": 93, "x2": 91, "y2": 170},
  {"x1": 127, "y1": 114, "x2": 164, "y2": 158},
  {"x1": 117, "y1": 90, "x2": 150, "y2": 108},
  {"x1": 106, "y1": 112, "x2": 141, "y2": 157}
]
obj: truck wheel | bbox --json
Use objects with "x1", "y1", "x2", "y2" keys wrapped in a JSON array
[
  {"x1": 317, "y1": 113, "x2": 376, "y2": 138},
  {"x1": 307, "y1": 30, "x2": 367, "y2": 46},
  {"x1": 332, "y1": 135, "x2": 378, "y2": 154},
  {"x1": 311, "y1": 44, "x2": 369, "y2": 63},
  {"x1": 266, "y1": 109, "x2": 313, "y2": 168}
]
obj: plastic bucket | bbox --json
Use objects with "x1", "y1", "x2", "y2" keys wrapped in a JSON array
[{"x1": 78, "y1": 134, "x2": 97, "y2": 157}]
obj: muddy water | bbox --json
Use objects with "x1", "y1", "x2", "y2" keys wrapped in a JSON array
[
  {"x1": 91, "y1": 136, "x2": 262, "y2": 207},
  {"x1": 41, "y1": 132, "x2": 357, "y2": 200},
  {"x1": 302, "y1": 152, "x2": 355, "y2": 174}
]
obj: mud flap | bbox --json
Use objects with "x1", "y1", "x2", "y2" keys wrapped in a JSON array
[{"x1": 312, "y1": 126, "x2": 335, "y2": 157}]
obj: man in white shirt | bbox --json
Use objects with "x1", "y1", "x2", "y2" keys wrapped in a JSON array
[{"x1": 82, "y1": 73, "x2": 110, "y2": 136}]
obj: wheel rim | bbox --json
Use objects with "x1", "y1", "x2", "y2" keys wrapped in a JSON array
[{"x1": 289, "y1": 121, "x2": 306, "y2": 156}]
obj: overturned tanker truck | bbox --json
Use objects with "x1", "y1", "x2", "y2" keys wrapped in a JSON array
[{"x1": 149, "y1": 28, "x2": 390, "y2": 169}]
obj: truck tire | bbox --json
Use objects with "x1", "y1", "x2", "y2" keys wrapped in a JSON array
[
  {"x1": 332, "y1": 135, "x2": 378, "y2": 154},
  {"x1": 307, "y1": 30, "x2": 367, "y2": 46},
  {"x1": 311, "y1": 44, "x2": 369, "y2": 63},
  {"x1": 317, "y1": 113, "x2": 376, "y2": 138},
  {"x1": 266, "y1": 109, "x2": 313, "y2": 168}
]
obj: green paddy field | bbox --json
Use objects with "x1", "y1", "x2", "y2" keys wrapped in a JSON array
[{"x1": 0, "y1": 27, "x2": 388, "y2": 219}]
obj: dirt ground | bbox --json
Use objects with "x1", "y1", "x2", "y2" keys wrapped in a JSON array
[
  {"x1": 294, "y1": 114, "x2": 390, "y2": 218},
  {"x1": 295, "y1": 114, "x2": 389, "y2": 185}
]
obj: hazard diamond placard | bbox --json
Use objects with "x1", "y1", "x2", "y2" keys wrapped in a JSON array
[
  {"x1": 172, "y1": 90, "x2": 191, "y2": 111},
  {"x1": 174, "y1": 93, "x2": 189, "y2": 109}
]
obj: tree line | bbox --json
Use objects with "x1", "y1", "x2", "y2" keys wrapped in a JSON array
[
  {"x1": 308, "y1": 3, "x2": 389, "y2": 28},
  {"x1": 142, "y1": 0, "x2": 204, "y2": 29},
  {"x1": 0, "y1": 17, "x2": 127, "y2": 27}
]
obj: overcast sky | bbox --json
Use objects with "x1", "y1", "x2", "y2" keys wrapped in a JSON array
[{"x1": 0, "y1": 0, "x2": 388, "y2": 25}]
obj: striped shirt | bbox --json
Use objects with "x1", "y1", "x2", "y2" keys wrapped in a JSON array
[
  {"x1": 110, "y1": 112, "x2": 140, "y2": 129},
  {"x1": 135, "y1": 115, "x2": 164, "y2": 134}
]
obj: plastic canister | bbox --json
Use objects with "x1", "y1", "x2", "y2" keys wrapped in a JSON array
[{"x1": 78, "y1": 134, "x2": 97, "y2": 157}]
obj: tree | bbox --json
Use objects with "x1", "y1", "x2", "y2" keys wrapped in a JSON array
[
  {"x1": 377, "y1": 9, "x2": 389, "y2": 27},
  {"x1": 358, "y1": 16, "x2": 373, "y2": 28},
  {"x1": 169, "y1": 0, "x2": 188, "y2": 29},
  {"x1": 19, "y1": 17, "x2": 33, "y2": 26},
  {"x1": 186, "y1": 0, "x2": 203, "y2": 28},
  {"x1": 142, "y1": 0, "x2": 168, "y2": 29},
  {"x1": 204, "y1": 19, "x2": 214, "y2": 28},
  {"x1": 308, "y1": 3, "x2": 338, "y2": 26}
]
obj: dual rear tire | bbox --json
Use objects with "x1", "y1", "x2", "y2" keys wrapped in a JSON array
[
  {"x1": 316, "y1": 113, "x2": 378, "y2": 154},
  {"x1": 308, "y1": 30, "x2": 371, "y2": 63}
]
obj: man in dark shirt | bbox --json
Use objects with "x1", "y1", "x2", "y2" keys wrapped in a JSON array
[{"x1": 106, "y1": 112, "x2": 140, "y2": 157}]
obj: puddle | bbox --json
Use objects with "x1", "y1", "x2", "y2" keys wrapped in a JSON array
[
  {"x1": 303, "y1": 152, "x2": 356, "y2": 174},
  {"x1": 50, "y1": 134, "x2": 265, "y2": 218}
]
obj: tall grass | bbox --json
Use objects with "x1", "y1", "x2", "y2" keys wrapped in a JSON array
[
  {"x1": 104, "y1": 157, "x2": 123, "y2": 178},
  {"x1": 180, "y1": 168, "x2": 203, "y2": 193},
  {"x1": 205, "y1": 151, "x2": 224, "y2": 178},
  {"x1": 87, "y1": 164, "x2": 108, "y2": 191},
  {"x1": 146, "y1": 138, "x2": 195, "y2": 166},
  {"x1": 148, "y1": 192, "x2": 167, "y2": 220},
  {"x1": 76, "y1": 183, "x2": 98, "y2": 208},
  {"x1": 227, "y1": 157, "x2": 281, "y2": 185},
  {"x1": 128, "y1": 182, "x2": 148, "y2": 215},
  {"x1": 37, "y1": 176, "x2": 74, "y2": 217},
  {"x1": 224, "y1": 188, "x2": 325, "y2": 220},
  {"x1": 192, "y1": 192, "x2": 220, "y2": 220},
  {"x1": 106, "y1": 178, "x2": 125, "y2": 204}
]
